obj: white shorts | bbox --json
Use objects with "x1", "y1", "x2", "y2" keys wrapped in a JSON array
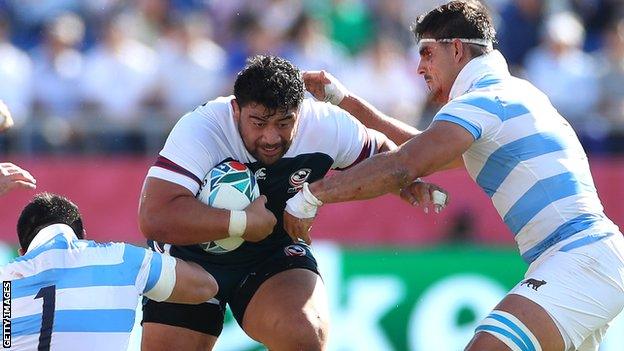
[{"x1": 510, "y1": 232, "x2": 624, "y2": 350}]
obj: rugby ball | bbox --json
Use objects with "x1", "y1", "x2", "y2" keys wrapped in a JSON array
[{"x1": 197, "y1": 160, "x2": 260, "y2": 253}]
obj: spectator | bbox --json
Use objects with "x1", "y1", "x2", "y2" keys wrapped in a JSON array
[
  {"x1": 157, "y1": 14, "x2": 228, "y2": 118},
  {"x1": 284, "y1": 13, "x2": 349, "y2": 74},
  {"x1": 524, "y1": 12, "x2": 604, "y2": 150},
  {"x1": 343, "y1": 36, "x2": 426, "y2": 127},
  {"x1": 123, "y1": 0, "x2": 170, "y2": 46},
  {"x1": 372, "y1": 0, "x2": 414, "y2": 50},
  {"x1": 328, "y1": 0, "x2": 374, "y2": 55},
  {"x1": 597, "y1": 19, "x2": 624, "y2": 153},
  {"x1": 569, "y1": 0, "x2": 621, "y2": 51},
  {"x1": 81, "y1": 14, "x2": 159, "y2": 152},
  {"x1": 226, "y1": 13, "x2": 285, "y2": 73},
  {"x1": 0, "y1": 14, "x2": 32, "y2": 128},
  {"x1": 496, "y1": 0, "x2": 544, "y2": 74},
  {"x1": 31, "y1": 12, "x2": 85, "y2": 117}
]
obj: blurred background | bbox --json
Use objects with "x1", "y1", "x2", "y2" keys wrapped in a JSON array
[{"x1": 1, "y1": 0, "x2": 624, "y2": 350}]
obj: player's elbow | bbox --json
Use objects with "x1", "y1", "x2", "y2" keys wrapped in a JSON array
[
  {"x1": 182, "y1": 265, "x2": 219, "y2": 304},
  {"x1": 138, "y1": 205, "x2": 171, "y2": 242},
  {"x1": 194, "y1": 272, "x2": 219, "y2": 303},
  {"x1": 393, "y1": 149, "x2": 425, "y2": 188}
]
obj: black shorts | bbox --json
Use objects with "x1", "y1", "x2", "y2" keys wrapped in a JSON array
[{"x1": 142, "y1": 242, "x2": 319, "y2": 336}]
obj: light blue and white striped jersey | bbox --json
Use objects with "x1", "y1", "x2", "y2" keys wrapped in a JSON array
[
  {"x1": 434, "y1": 50, "x2": 620, "y2": 263},
  {"x1": 1, "y1": 224, "x2": 169, "y2": 350}
]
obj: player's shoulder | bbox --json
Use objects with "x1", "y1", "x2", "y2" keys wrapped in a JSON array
[
  {"x1": 177, "y1": 96, "x2": 233, "y2": 125},
  {"x1": 169, "y1": 96, "x2": 233, "y2": 137},
  {"x1": 99, "y1": 241, "x2": 150, "y2": 267},
  {"x1": 442, "y1": 89, "x2": 505, "y2": 118},
  {"x1": 299, "y1": 98, "x2": 355, "y2": 127}
]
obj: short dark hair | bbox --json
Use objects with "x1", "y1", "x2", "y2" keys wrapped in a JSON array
[
  {"x1": 17, "y1": 193, "x2": 84, "y2": 250},
  {"x1": 233, "y1": 55, "x2": 305, "y2": 115},
  {"x1": 412, "y1": 0, "x2": 496, "y2": 56}
]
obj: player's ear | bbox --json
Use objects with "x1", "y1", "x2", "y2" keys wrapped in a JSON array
[
  {"x1": 231, "y1": 99, "x2": 241, "y2": 122},
  {"x1": 453, "y1": 39, "x2": 463, "y2": 62},
  {"x1": 18, "y1": 247, "x2": 25, "y2": 256}
]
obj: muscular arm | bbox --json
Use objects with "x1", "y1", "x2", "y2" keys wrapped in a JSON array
[
  {"x1": 339, "y1": 95, "x2": 464, "y2": 171},
  {"x1": 304, "y1": 70, "x2": 463, "y2": 170},
  {"x1": 138, "y1": 177, "x2": 230, "y2": 245},
  {"x1": 165, "y1": 259, "x2": 218, "y2": 304},
  {"x1": 309, "y1": 121, "x2": 474, "y2": 203},
  {"x1": 339, "y1": 95, "x2": 420, "y2": 145}
]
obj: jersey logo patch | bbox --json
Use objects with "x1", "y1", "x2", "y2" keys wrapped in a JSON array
[
  {"x1": 521, "y1": 278, "x2": 547, "y2": 290},
  {"x1": 284, "y1": 245, "x2": 306, "y2": 257},
  {"x1": 255, "y1": 167, "x2": 267, "y2": 180},
  {"x1": 288, "y1": 168, "x2": 311, "y2": 193}
]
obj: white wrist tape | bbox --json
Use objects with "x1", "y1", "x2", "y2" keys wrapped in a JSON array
[
  {"x1": 228, "y1": 210, "x2": 246, "y2": 237},
  {"x1": 323, "y1": 79, "x2": 347, "y2": 105},
  {"x1": 285, "y1": 182, "x2": 323, "y2": 218},
  {"x1": 432, "y1": 190, "x2": 447, "y2": 206}
]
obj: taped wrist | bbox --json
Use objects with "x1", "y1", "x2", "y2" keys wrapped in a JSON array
[
  {"x1": 285, "y1": 183, "x2": 323, "y2": 218},
  {"x1": 323, "y1": 80, "x2": 347, "y2": 105},
  {"x1": 228, "y1": 210, "x2": 246, "y2": 237}
]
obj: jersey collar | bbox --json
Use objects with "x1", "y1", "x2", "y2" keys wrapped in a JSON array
[
  {"x1": 449, "y1": 50, "x2": 510, "y2": 100},
  {"x1": 27, "y1": 223, "x2": 78, "y2": 253}
]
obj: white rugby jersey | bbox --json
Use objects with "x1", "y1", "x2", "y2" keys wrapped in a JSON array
[
  {"x1": 148, "y1": 96, "x2": 380, "y2": 196},
  {"x1": 146, "y1": 96, "x2": 383, "y2": 262},
  {"x1": 1, "y1": 224, "x2": 174, "y2": 350},
  {"x1": 434, "y1": 50, "x2": 619, "y2": 263}
]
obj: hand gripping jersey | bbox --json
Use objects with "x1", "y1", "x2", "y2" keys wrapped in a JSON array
[
  {"x1": 433, "y1": 50, "x2": 620, "y2": 263},
  {"x1": 147, "y1": 97, "x2": 382, "y2": 264}
]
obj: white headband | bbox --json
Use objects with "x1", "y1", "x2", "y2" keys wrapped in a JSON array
[{"x1": 418, "y1": 38, "x2": 493, "y2": 50}]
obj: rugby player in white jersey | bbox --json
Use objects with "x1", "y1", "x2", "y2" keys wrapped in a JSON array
[
  {"x1": 286, "y1": 1, "x2": 624, "y2": 350},
  {"x1": 1, "y1": 193, "x2": 218, "y2": 350},
  {"x1": 138, "y1": 55, "x2": 448, "y2": 351}
]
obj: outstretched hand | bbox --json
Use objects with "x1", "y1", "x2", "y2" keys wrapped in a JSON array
[
  {"x1": 0, "y1": 163, "x2": 36, "y2": 196},
  {"x1": 400, "y1": 180, "x2": 449, "y2": 214}
]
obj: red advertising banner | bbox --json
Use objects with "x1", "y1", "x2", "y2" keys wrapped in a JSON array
[{"x1": 1, "y1": 156, "x2": 623, "y2": 246}]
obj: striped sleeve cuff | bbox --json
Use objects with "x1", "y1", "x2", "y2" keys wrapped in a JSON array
[{"x1": 434, "y1": 113, "x2": 481, "y2": 140}]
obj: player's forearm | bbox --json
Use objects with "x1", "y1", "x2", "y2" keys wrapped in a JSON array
[
  {"x1": 339, "y1": 95, "x2": 421, "y2": 145},
  {"x1": 140, "y1": 193, "x2": 231, "y2": 245},
  {"x1": 309, "y1": 149, "x2": 416, "y2": 203}
]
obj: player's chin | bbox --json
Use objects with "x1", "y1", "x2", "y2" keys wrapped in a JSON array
[{"x1": 256, "y1": 152, "x2": 284, "y2": 165}]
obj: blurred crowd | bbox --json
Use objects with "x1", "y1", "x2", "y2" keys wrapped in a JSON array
[{"x1": 0, "y1": 0, "x2": 623, "y2": 154}]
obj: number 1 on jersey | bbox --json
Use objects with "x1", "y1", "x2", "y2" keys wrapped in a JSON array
[{"x1": 34, "y1": 285, "x2": 56, "y2": 351}]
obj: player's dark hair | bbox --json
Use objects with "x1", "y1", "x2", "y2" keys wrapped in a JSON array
[
  {"x1": 234, "y1": 55, "x2": 305, "y2": 115},
  {"x1": 412, "y1": 0, "x2": 496, "y2": 57},
  {"x1": 17, "y1": 192, "x2": 84, "y2": 250}
]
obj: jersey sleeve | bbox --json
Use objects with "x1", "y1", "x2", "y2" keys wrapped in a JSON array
[
  {"x1": 146, "y1": 111, "x2": 220, "y2": 195},
  {"x1": 124, "y1": 244, "x2": 177, "y2": 302},
  {"x1": 434, "y1": 94, "x2": 502, "y2": 141},
  {"x1": 325, "y1": 105, "x2": 384, "y2": 170}
]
